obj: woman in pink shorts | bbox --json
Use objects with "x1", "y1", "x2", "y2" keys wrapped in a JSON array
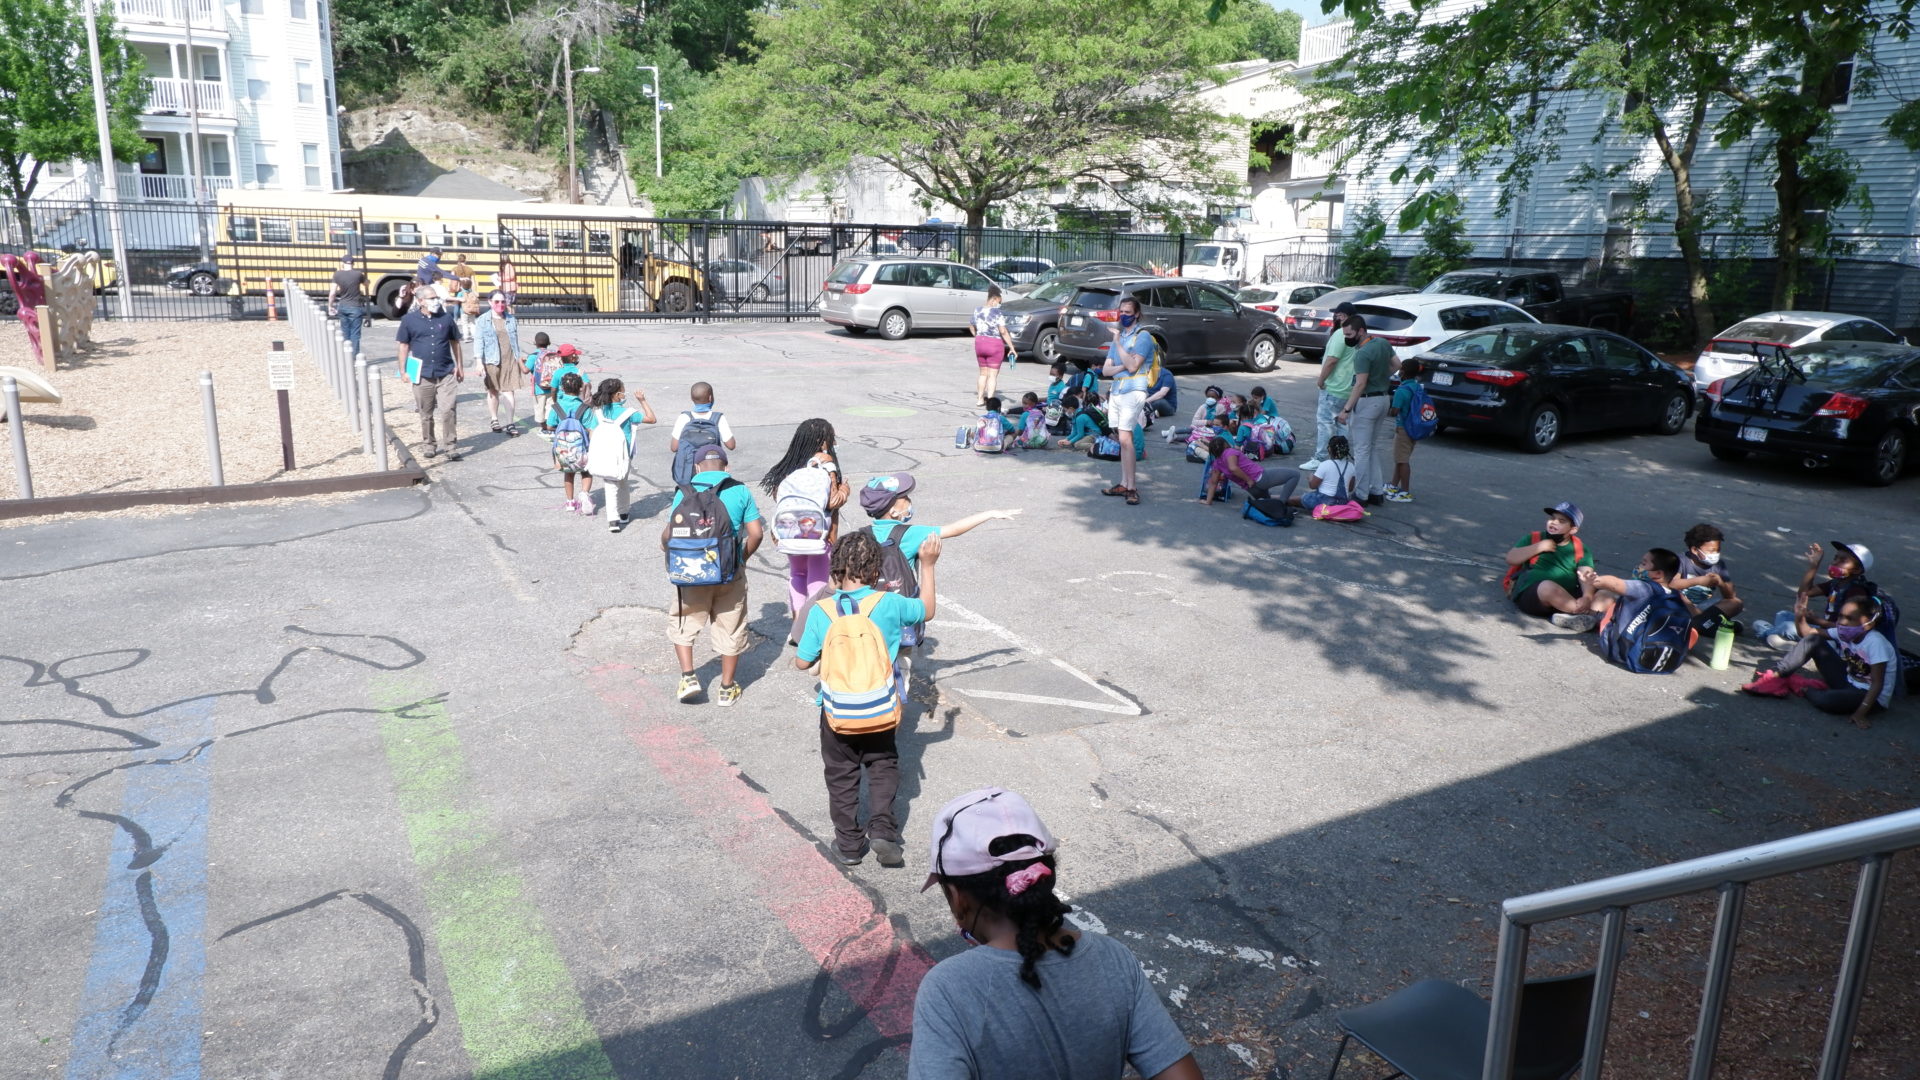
[{"x1": 971, "y1": 287, "x2": 1018, "y2": 406}]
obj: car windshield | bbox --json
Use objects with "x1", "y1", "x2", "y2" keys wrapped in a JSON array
[
  {"x1": 1426, "y1": 273, "x2": 1506, "y2": 299},
  {"x1": 1029, "y1": 281, "x2": 1078, "y2": 303},
  {"x1": 1237, "y1": 287, "x2": 1278, "y2": 303},
  {"x1": 1780, "y1": 345, "x2": 1911, "y2": 386},
  {"x1": 826, "y1": 262, "x2": 866, "y2": 285},
  {"x1": 1717, "y1": 320, "x2": 1815, "y2": 345},
  {"x1": 1070, "y1": 287, "x2": 1120, "y2": 309},
  {"x1": 1434, "y1": 328, "x2": 1558, "y2": 361}
]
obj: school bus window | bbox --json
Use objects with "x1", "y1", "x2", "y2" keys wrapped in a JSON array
[
  {"x1": 527, "y1": 229, "x2": 550, "y2": 250},
  {"x1": 261, "y1": 217, "x2": 293, "y2": 243},
  {"x1": 588, "y1": 230, "x2": 611, "y2": 254},
  {"x1": 297, "y1": 218, "x2": 326, "y2": 244},
  {"x1": 426, "y1": 225, "x2": 451, "y2": 248},
  {"x1": 230, "y1": 215, "x2": 259, "y2": 242},
  {"x1": 394, "y1": 223, "x2": 422, "y2": 246},
  {"x1": 327, "y1": 218, "x2": 357, "y2": 244},
  {"x1": 455, "y1": 228, "x2": 485, "y2": 249},
  {"x1": 363, "y1": 222, "x2": 391, "y2": 246},
  {"x1": 485, "y1": 231, "x2": 505, "y2": 249},
  {"x1": 556, "y1": 230, "x2": 583, "y2": 251}
]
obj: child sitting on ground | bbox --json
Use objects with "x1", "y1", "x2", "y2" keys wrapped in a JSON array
[
  {"x1": 1249, "y1": 385, "x2": 1279, "y2": 423},
  {"x1": 1165, "y1": 385, "x2": 1226, "y2": 444},
  {"x1": 1201, "y1": 435, "x2": 1298, "y2": 514},
  {"x1": 1293, "y1": 434, "x2": 1358, "y2": 513},
  {"x1": 1058, "y1": 391, "x2": 1111, "y2": 450},
  {"x1": 1671, "y1": 522, "x2": 1744, "y2": 634},
  {"x1": 1753, "y1": 542, "x2": 1877, "y2": 650},
  {"x1": 972, "y1": 397, "x2": 1020, "y2": 453},
  {"x1": 1744, "y1": 596, "x2": 1895, "y2": 728},
  {"x1": 1014, "y1": 392, "x2": 1051, "y2": 448}
]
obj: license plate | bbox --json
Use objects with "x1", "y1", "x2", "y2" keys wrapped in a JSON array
[
  {"x1": 1431, "y1": 371, "x2": 1454, "y2": 386},
  {"x1": 1068, "y1": 315, "x2": 1083, "y2": 328},
  {"x1": 1740, "y1": 426, "x2": 1769, "y2": 443}
]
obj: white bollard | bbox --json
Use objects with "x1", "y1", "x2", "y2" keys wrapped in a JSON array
[
  {"x1": 200, "y1": 371, "x2": 224, "y2": 486},
  {"x1": 369, "y1": 365, "x2": 390, "y2": 471},
  {"x1": 4, "y1": 376, "x2": 32, "y2": 499},
  {"x1": 356, "y1": 358, "x2": 373, "y2": 454}
]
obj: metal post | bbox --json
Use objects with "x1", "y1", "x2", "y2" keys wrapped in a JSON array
[
  {"x1": 1687, "y1": 881, "x2": 1746, "y2": 1080},
  {"x1": 563, "y1": 37, "x2": 579, "y2": 204},
  {"x1": 1816, "y1": 854, "x2": 1891, "y2": 1080},
  {"x1": 347, "y1": 335, "x2": 365, "y2": 432},
  {"x1": 356, "y1": 357, "x2": 373, "y2": 454},
  {"x1": 199, "y1": 370, "x2": 224, "y2": 486},
  {"x1": 81, "y1": 0, "x2": 132, "y2": 319},
  {"x1": 368, "y1": 364, "x2": 389, "y2": 471},
  {"x1": 4, "y1": 377, "x2": 32, "y2": 499},
  {"x1": 1481, "y1": 917, "x2": 1529, "y2": 1080},
  {"x1": 1580, "y1": 907, "x2": 1629, "y2": 1080}
]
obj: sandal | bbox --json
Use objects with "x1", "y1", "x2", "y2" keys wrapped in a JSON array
[
  {"x1": 1102, "y1": 484, "x2": 1129, "y2": 497},
  {"x1": 1124, "y1": 489, "x2": 1140, "y2": 505}
]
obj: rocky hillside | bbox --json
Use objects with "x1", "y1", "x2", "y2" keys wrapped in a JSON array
[{"x1": 340, "y1": 105, "x2": 641, "y2": 207}]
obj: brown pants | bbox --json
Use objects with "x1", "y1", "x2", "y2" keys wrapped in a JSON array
[
  {"x1": 413, "y1": 373, "x2": 458, "y2": 452},
  {"x1": 820, "y1": 712, "x2": 900, "y2": 858}
]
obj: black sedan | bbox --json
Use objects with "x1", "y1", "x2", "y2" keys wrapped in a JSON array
[
  {"x1": 1008, "y1": 260, "x2": 1148, "y2": 295},
  {"x1": 1415, "y1": 325, "x2": 1694, "y2": 452},
  {"x1": 1283, "y1": 284, "x2": 1417, "y2": 360},
  {"x1": 165, "y1": 260, "x2": 228, "y2": 295},
  {"x1": 998, "y1": 274, "x2": 1127, "y2": 363},
  {"x1": 1696, "y1": 341, "x2": 1920, "y2": 486}
]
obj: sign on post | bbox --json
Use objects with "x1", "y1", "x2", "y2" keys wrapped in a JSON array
[{"x1": 269, "y1": 340, "x2": 295, "y2": 470}]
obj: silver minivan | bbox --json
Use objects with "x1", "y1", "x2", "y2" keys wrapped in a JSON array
[{"x1": 820, "y1": 257, "x2": 998, "y2": 339}]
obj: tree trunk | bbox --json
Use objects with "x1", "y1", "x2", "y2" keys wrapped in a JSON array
[
  {"x1": 9, "y1": 202, "x2": 34, "y2": 250},
  {"x1": 1771, "y1": 139, "x2": 1805, "y2": 310},
  {"x1": 1, "y1": 153, "x2": 35, "y2": 249},
  {"x1": 1643, "y1": 97, "x2": 1716, "y2": 346}
]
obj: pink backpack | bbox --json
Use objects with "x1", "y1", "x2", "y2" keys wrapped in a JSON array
[{"x1": 1313, "y1": 500, "x2": 1366, "y2": 521}]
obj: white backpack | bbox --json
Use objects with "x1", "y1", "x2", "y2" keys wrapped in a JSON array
[
  {"x1": 772, "y1": 465, "x2": 833, "y2": 556},
  {"x1": 585, "y1": 406, "x2": 636, "y2": 478}
]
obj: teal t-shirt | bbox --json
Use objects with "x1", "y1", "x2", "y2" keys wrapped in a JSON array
[
  {"x1": 1392, "y1": 382, "x2": 1417, "y2": 418},
  {"x1": 1252, "y1": 396, "x2": 1279, "y2": 422},
  {"x1": 547, "y1": 393, "x2": 585, "y2": 427},
  {"x1": 667, "y1": 471, "x2": 760, "y2": 534},
  {"x1": 795, "y1": 586, "x2": 928, "y2": 664},
  {"x1": 546, "y1": 362, "x2": 583, "y2": 395},
  {"x1": 869, "y1": 519, "x2": 940, "y2": 562}
]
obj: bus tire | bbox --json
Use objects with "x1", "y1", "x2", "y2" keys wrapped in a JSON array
[
  {"x1": 659, "y1": 280, "x2": 695, "y2": 314},
  {"x1": 375, "y1": 278, "x2": 412, "y2": 319}
]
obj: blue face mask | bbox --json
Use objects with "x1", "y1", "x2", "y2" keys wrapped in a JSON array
[
  {"x1": 693, "y1": 402, "x2": 712, "y2": 414},
  {"x1": 1119, "y1": 313, "x2": 1136, "y2": 328},
  {"x1": 1631, "y1": 568, "x2": 1651, "y2": 582},
  {"x1": 898, "y1": 508, "x2": 914, "y2": 523}
]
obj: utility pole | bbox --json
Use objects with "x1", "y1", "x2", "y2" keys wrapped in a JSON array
[
  {"x1": 562, "y1": 37, "x2": 578, "y2": 203},
  {"x1": 183, "y1": 0, "x2": 209, "y2": 260},
  {"x1": 637, "y1": 65, "x2": 665, "y2": 179},
  {"x1": 82, "y1": 0, "x2": 132, "y2": 319}
]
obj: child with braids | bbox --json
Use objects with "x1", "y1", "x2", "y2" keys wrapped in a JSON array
[
  {"x1": 911, "y1": 788, "x2": 1201, "y2": 1080},
  {"x1": 762, "y1": 419, "x2": 852, "y2": 642}
]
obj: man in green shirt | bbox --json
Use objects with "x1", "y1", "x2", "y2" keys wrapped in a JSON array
[
  {"x1": 1507, "y1": 501, "x2": 1599, "y2": 628},
  {"x1": 1303, "y1": 302, "x2": 1357, "y2": 470},
  {"x1": 1335, "y1": 315, "x2": 1398, "y2": 506}
]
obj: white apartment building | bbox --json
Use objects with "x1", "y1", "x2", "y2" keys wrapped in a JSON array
[{"x1": 41, "y1": 0, "x2": 343, "y2": 205}]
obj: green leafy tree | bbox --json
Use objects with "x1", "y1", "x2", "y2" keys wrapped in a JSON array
[
  {"x1": 1335, "y1": 201, "x2": 1394, "y2": 286},
  {"x1": 697, "y1": 0, "x2": 1246, "y2": 231},
  {"x1": 1220, "y1": 0, "x2": 1301, "y2": 62},
  {"x1": 1406, "y1": 191, "x2": 1471, "y2": 286},
  {"x1": 0, "y1": 0, "x2": 145, "y2": 244}
]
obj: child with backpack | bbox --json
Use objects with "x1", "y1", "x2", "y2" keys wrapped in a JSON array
[
  {"x1": 1387, "y1": 358, "x2": 1437, "y2": 502},
  {"x1": 524, "y1": 332, "x2": 557, "y2": 434},
  {"x1": 1572, "y1": 550, "x2": 1698, "y2": 673},
  {"x1": 1754, "y1": 542, "x2": 1890, "y2": 651},
  {"x1": 582, "y1": 378, "x2": 657, "y2": 532},
  {"x1": 1057, "y1": 391, "x2": 1108, "y2": 451},
  {"x1": 761, "y1": 419, "x2": 851, "y2": 643},
  {"x1": 1249, "y1": 385, "x2": 1279, "y2": 423},
  {"x1": 547, "y1": 372, "x2": 596, "y2": 516},
  {"x1": 1014, "y1": 392, "x2": 1051, "y2": 449},
  {"x1": 1295, "y1": 434, "x2": 1363, "y2": 520},
  {"x1": 535, "y1": 343, "x2": 585, "y2": 437},
  {"x1": 1506, "y1": 501, "x2": 1597, "y2": 627},
  {"x1": 1162, "y1": 384, "x2": 1226, "y2": 445},
  {"x1": 971, "y1": 396, "x2": 1020, "y2": 454},
  {"x1": 663, "y1": 444, "x2": 763, "y2": 707},
  {"x1": 794, "y1": 528, "x2": 943, "y2": 867},
  {"x1": 1201, "y1": 435, "x2": 1298, "y2": 524},
  {"x1": 670, "y1": 381, "x2": 738, "y2": 488}
]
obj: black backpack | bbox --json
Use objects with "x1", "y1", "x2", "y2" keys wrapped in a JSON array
[
  {"x1": 865, "y1": 524, "x2": 923, "y2": 647},
  {"x1": 664, "y1": 477, "x2": 744, "y2": 586}
]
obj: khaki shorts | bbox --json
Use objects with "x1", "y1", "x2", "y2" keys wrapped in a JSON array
[
  {"x1": 1393, "y1": 428, "x2": 1417, "y2": 465},
  {"x1": 668, "y1": 577, "x2": 750, "y2": 655}
]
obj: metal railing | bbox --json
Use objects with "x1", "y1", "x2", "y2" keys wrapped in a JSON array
[
  {"x1": 114, "y1": 0, "x2": 219, "y2": 25},
  {"x1": 1482, "y1": 807, "x2": 1920, "y2": 1080},
  {"x1": 146, "y1": 77, "x2": 232, "y2": 117},
  {"x1": 1298, "y1": 19, "x2": 1354, "y2": 66}
]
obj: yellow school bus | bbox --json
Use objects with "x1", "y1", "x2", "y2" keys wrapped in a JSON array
[{"x1": 212, "y1": 190, "x2": 703, "y2": 317}]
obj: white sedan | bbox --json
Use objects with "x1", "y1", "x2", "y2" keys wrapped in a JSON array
[
  {"x1": 1349, "y1": 293, "x2": 1540, "y2": 360},
  {"x1": 1691, "y1": 311, "x2": 1903, "y2": 388},
  {"x1": 1236, "y1": 281, "x2": 1335, "y2": 312}
]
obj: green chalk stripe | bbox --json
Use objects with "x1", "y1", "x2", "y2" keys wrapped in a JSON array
[{"x1": 376, "y1": 683, "x2": 615, "y2": 1080}]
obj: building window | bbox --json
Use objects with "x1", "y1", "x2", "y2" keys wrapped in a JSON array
[
  {"x1": 139, "y1": 137, "x2": 169, "y2": 175},
  {"x1": 196, "y1": 50, "x2": 221, "y2": 81},
  {"x1": 289, "y1": 0, "x2": 306, "y2": 15},
  {"x1": 302, "y1": 144, "x2": 322, "y2": 189},
  {"x1": 1824, "y1": 53, "x2": 1854, "y2": 106},
  {"x1": 205, "y1": 139, "x2": 232, "y2": 177},
  {"x1": 254, "y1": 142, "x2": 278, "y2": 186},
  {"x1": 296, "y1": 61, "x2": 315, "y2": 105},
  {"x1": 246, "y1": 57, "x2": 269, "y2": 101}
]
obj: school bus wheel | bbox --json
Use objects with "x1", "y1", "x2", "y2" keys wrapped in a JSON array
[
  {"x1": 659, "y1": 280, "x2": 695, "y2": 314},
  {"x1": 375, "y1": 277, "x2": 414, "y2": 319}
]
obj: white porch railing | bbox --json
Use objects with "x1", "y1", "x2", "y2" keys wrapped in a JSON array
[
  {"x1": 146, "y1": 77, "x2": 232, "y2": 117},
  {"x1": 1299, "y1": 20, "x2": 1354, "y2": 67},
  {"x1": 114, "y1": 0, "x2": 219, "y2": 25},
  {"x1": 115, "y1": 171, "x2": 236, "y2": 202}
]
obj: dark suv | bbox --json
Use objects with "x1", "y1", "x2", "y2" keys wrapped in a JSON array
[{"x1": 1053, "y1": 277, "x2": 1286, "y2": 372}]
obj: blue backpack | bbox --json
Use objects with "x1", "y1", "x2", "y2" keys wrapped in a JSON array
[
  {"x1": 1089, "y1": 435, "x2": 1122, "y2": 461},
  {"x1": 672, "y1": 412, "x2": 724, "y2": 487},
  {"x1": 1400, "y1": 381, "x2": 1440, "y2": 440},
  {"x1": 1603, "y1": 586, "x2": 1694, "y2": 674},
  {"x1": 551, "y1": 400, "x2": 590, "y2": 472},
  {"x1": 665, "y1": 477, "x2": 744, "y2": 586}
]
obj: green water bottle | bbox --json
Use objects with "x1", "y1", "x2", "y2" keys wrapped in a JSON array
[{"x1": 1710, "y1": 617, "x2": 1735, "y2": 670}]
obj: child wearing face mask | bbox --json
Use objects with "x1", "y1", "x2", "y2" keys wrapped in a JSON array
[
  {"x1": 1745, "y1": 596, "x2": 1895, "y2": 728},
  {"x1": 1670, "y1": 523, "x2": 1744, "y2": 634},
  {"x1": 1163, "y1": 384, "x2": 1226, "y2": 444},
  {"x1": 1756, "y1": 541, "x2": 1879, "y2": 650}
]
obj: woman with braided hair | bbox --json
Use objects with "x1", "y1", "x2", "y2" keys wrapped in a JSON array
[{"x1": 910, "y1": 788, "x2": 1202, "y2": 1080}]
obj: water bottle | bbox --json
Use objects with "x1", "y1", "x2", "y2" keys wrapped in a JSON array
[{"x1": 1710, "y1": 617, "x2": 1736, "y2": 670}]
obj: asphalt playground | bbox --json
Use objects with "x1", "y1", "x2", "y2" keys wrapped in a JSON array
[{"x1": 4, "y1": 319, "x2": 1916, "y2": 1079}]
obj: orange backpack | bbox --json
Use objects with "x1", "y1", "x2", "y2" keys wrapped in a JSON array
[{"x1": 1501, "y1": 531, "x2": 1585, "y2": 593}]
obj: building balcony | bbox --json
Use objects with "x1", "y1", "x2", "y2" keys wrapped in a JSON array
[
  {"x1": 115, "y1": 170, "x2": 236, "y2": 201},
  {"x1": 145, "y1": 77, "x2": 232, "y2": 117},
  {"x1": 114, "y1": 0, "x2": 221, "y2": 29},
  {"x1": 1298, "y1": 20, "x2": 1353, "y2": 67}
]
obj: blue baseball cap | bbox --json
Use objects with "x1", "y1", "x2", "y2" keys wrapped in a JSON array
[{"x1": 1544, "y1": 501, "x2": 1584, "y2": 528}]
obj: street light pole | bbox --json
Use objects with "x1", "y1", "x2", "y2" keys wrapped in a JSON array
[
  {"x1": 82, "y1": 0, "x2": 132, "y2": 318},
  {"x1": 637, "y1": 65, "x2": 664, "y2": 179}
]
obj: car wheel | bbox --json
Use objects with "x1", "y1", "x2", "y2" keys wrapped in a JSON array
[
  {"x1": 375, "y1": 278, "x2": 411, "y2": 320},
  {"x1": 1242, "y1": 333, "x2": 1280, "y2": 373},
  {"x1": 1035, "y1": 328, "x2": 1061, "y2": 364},
  {"x1": 659, "y1": 281, "x2": 695, "y2": 314},
  {"x1": 748, "y1": 283, "x2": 770, "y2": 303},
  {"x1": 879, "y1": 308, "x2": 911, "y2": 340},
  {"x1": 1862, "y1": 427, "x2": 1909, "y2": 487},
  {"x1": 1709, "y1": 443, "x2": 1750, "y2": 463},
  {"x1": 188, "y1": 271, "x2": 217, "y2": 297},
  {"x1": 844, "y1": 325, "x2": 869, "y2": 336},
  {"x1": 1521, "y1": 403, "x2": 1562, "y2": 453},
  {"x1": 1653, "y1": 391, "x2": 1690, "y2": 435}
]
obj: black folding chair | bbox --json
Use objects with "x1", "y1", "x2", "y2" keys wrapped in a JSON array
[{"x1": 1326, "y1": 971, "x2": 1594, "y2": 1080}]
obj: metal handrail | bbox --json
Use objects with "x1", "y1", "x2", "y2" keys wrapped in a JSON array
[{"x1": 1482, "y1": 806, "x2": 1920, "y2": 1080}]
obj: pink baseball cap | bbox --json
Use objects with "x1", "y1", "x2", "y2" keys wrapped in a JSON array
[{"x1": 921, "y1": 787, "x2": 1056, "y2": 891}]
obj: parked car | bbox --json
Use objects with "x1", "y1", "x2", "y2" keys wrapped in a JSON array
[
  {"x1": 819, "y1": 256, "x2": 997, "y2": 339},
  {"x1": 1691, "y1": 311, "x2": 1904, "y2": 389},
  {"x1": 165, "y1": 260, "x2": 226, "y2": 296},
  {"x1": 900, "y1": 222, "x2": 958, "y2": 254},
  {"x1": 1052, "y1": 276, "x2": 1286, "y2": 372},
  {"x1": 980, "y1": 266, "x2": 1018, "y2": 287},
  {"x1": 998, "y1": 274, "x2": 1129, "y2": 363},
  {"x1": 1351, "y1": 293, "x2": 1540, "y2": 361},
  {"x1": 1422, "y1": 267, "x2": 1635, "y2": 331},
  {"x1": 1281, "y1": 284, "x2": 1418, "y2": 360},
  {"x1": 1009, "y1": 260, "x2": 1149, "y2": 295},
  {"x1": 1695, "y1": 340, "x2": 1920, "y2": 486},
  {"x1": 1414, "y1": 324, "x2": 1695, "y2": 452},
  {"x1": 979, "y1": 257, "x2": 1055, "y2": 283},
  {"x1": 1237, "y1": 281, "x2": 1335, "y2": 312},
  {"x1": 705, "y1": 258, "x2": 786, "y2": 302}
]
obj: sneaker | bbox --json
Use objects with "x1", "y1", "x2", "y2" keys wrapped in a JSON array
[
  {"x1": 714, "y1": 682, "x2": 742, "y2": 707},
  {"x1": 1365, "y1": 493, "x2": 1385, "y2": 507},
  {"x1": 578, "y1": 500, "x2": 596, "y2": 517},
  {"x1": 608, "y1": 519, "x2": 624, "y2": 533},
  {"x1": 1726, "y1": 619, "x2": 1747, "y2": 637},
  {"x1": 1386, "y1": 489, "x2": 1413, "y2": 503},
  {"x1": 1740, "y1": 670, "x2": 1792, "y2": 697},
  {"x1": 1299, "y1": 458, "x2": 1323, "y2": 471},
  {"x1": 1766, "y1": 633, "x2": 1797, "y2": 652},
  {"x1": 676, "y1": 673, "x2": 701, "y2": 702},
  {"x1": 1550, "y1": 612, "x2": 1599, "y2": 632},
  {"x1": 562, "y1": 499, "x2": 579, "y2": 513},
  {"x1": 832, "y1": 845, "x2": 866, "y2": 866},
  {"x1": 869, "y1": 837, "x2": 905, "y2": 868},
  {"x1": 1749, "y1": 619, "x2": 1773, "y2": 638},
  {"x1": 447, "y1": 450, "x2": 463, "y2": 462},
  {"x1": 425, "y1": 447, "x2": 443, "y2": 459},
  {"x1": 536, "y1": 429, "x2": 553, "y2": 441}
]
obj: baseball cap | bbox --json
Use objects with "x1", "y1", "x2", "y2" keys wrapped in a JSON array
[
  {"x1": 1544, "y1": 501, "x2": 1584, "y2": 529},
  {"x1": 1829, "y1": 541, "x2": 1874, "y2": 574},
  {"x1": 921, "y1": 787, "x2": 1056, "y2": 892},
  {"x1": 557, "y1": 343, "x2": 581, "y2": 358},
  {"x1": 860, "y1": 473, "x2": 915, "y2": 517},
  {"x1": 695, "y1": 444, "x2": 728, "y2": 467}
]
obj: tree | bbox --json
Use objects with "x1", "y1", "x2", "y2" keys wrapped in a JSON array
[
  {"x1": 1221, "y1": 0, "x2": 1302, "y2": 62},
  {"x1": 1406, "y1": 190, "x2": 1471, "y2": 286},
  {"x1": 1335, "y1": 201, "x2": 1394, "y2": 286},
  {"x1": 0, "y1": 0, "x2": 146, "y2": 245},
  {"x1": 698, "y1": 0, "x2": 1247, "y2": 231}
]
